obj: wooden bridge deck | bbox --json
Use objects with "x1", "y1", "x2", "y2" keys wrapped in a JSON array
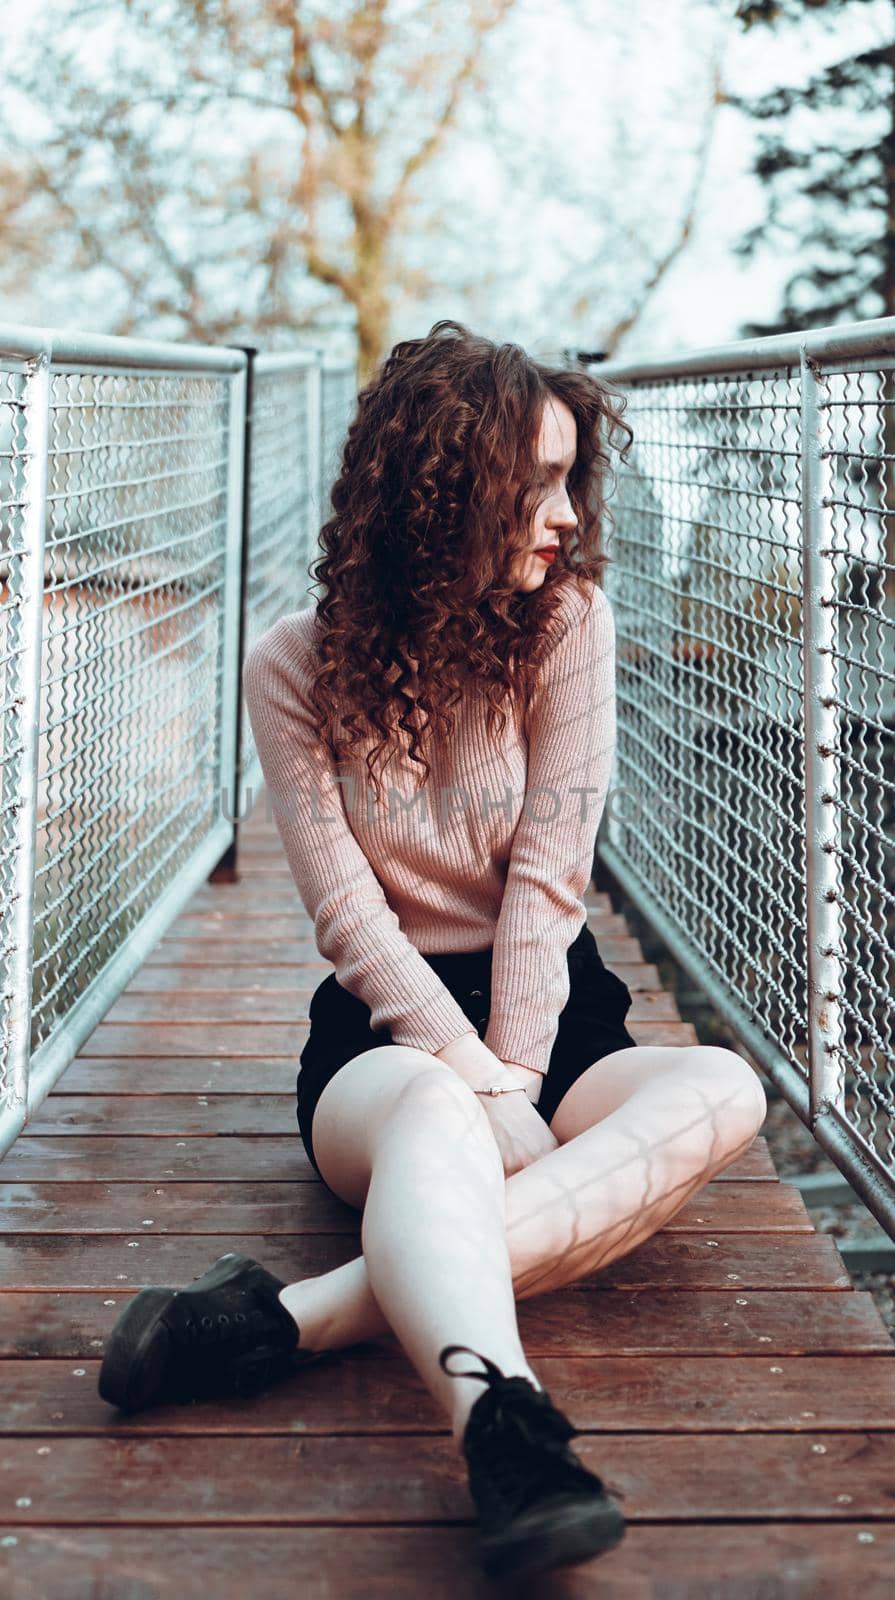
[{"x1": 2, "y1": 795, "x2": 895, "y2": 1597}]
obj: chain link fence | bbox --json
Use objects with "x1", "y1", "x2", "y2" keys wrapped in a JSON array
[
  {"x1": 0, "y1": 326, "x2": 355, "y2": 1156},
  {"x1": 586, "y1": 318, "x2": 895, "y2": 1239}
]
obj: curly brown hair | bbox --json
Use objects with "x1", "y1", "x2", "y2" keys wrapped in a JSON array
[{"x1": 305, "y1": 319, "x2": 633, "y2": 805}]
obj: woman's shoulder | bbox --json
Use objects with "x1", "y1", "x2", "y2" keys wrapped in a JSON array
[
  {"x1": 543, "y1": 574, "x2": 611, "y2": 652},
  {"x1": 244, "y1": 605, "x2": 320, "y2": 682}
]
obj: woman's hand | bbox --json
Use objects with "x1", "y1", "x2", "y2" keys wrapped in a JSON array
[
  {"x1": 434, "y1": 1031, "x2": 558, "y2": 1175},
  {"x1": 434, "y1": 1033, "x2": 540, "y2": 1102},
  {"x1": 479, "y1": 1089, "x2": 559, "y2": 1177}
]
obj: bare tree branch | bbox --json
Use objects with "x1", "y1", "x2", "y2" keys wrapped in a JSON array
[
  {"x1": 385, "y1": 0, "x2": 516, "y2": 230},
  {"x1": 278, "y1": 0, "x2": 343, "y2": 138},
  {"x1": 601, "y1": 50, "x2": 725, "y2": 352},
  {"x1": 0, "y1": 0, "x2": 733, "y2": 376}
]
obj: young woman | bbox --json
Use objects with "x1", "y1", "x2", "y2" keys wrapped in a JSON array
[{"x1": 98, "y1": 320, "x2": 767, "y2": 1582}]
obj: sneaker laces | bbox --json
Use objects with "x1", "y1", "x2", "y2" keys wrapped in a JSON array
[
  {"x1": 440, "y1": 1344, "x2": 601, "y2": 1518},
  {"x1": 440, "y1": 1345, "x2": 578, "y2": 1443}
]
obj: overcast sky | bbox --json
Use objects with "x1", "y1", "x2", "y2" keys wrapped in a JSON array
[
  {"x1": 623, "y1": 0, "x2": 889, "y2": 357},
  {"x1": 415, "y1": 0, "x2": 890, "y2": 359}
]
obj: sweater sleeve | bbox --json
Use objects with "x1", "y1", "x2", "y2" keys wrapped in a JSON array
[
  {"x1": 242, "y1": 614, "x2": 480, "y2": 1056},
  {"x1": 482, "y1": 579, "x2": 617, "y2": 1077}
]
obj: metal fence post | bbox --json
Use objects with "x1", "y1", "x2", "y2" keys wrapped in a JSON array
[
  {"x1": 210, "y1": 345, "x2": 256, "y2": 884},
  {"x1": 5, "y1": 348, "x2": 51, "y2": 1140},
  {"x1": 799, "y1": 344, "x2": 845, "y2": 1127},
  {"x1": 307, "y1": 356, "x2": 323, "y2": 581}
]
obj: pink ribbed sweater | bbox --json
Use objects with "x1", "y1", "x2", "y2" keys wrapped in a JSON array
[{"x1": 241, "y1": 576, "x2": 617, "y2": 1078}]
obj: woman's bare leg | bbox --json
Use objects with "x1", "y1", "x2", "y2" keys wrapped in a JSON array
[
  {"x1": 305, "y1": 1057, "x2": 543, "y2": 1442},
  {"x1": 280, "y1": 1043, "x2": 766, "y2": 1440}
]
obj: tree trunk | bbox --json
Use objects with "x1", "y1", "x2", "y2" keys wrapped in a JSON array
[
  {"x1": 356, "y1": 286, "x2": 391, "y2": 387},
  {"x1": 351, "y1": 206, "x2": 392, "y2": 385}
]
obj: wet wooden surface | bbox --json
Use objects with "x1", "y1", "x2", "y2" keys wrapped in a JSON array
[{"x1": 1, "y1": 797, "x2": 894, "y2": 1597}]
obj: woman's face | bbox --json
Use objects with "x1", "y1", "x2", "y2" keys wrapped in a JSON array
[{"x1": 512, "y1": 395, "x2": 578, "y2": 593}]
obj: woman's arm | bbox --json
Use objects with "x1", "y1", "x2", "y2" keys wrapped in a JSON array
[
  {"x1": 434, "y1": 1030, "x2": 545, "y2": 1101},
  {"x1": 481, "y1": 580, "x2": 617, "y2": 1077},
  {"x1": 243, "y1": 615, "x2": 481, "y2": 1058}
]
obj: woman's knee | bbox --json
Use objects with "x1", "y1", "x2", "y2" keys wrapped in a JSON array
[
  {"x1": 314, "y1": 1045, "x2": 443, "y2": 1146},
  {"x1": 696, "y1": 1046, "x2": 767, "y2": 1132},
  {"x1": 311, "y1": 1046, "x2": 502, "y2": 1208},
  {"x1": 707, "y1": 1049, "x2": 762, "y2": 1126},
  {"x1": 383, "y1": 1064, "x2": 505, "y2": 1180},
  {"x1": 310, "y1": 1045, "x2": 450, "y2": 1207}
]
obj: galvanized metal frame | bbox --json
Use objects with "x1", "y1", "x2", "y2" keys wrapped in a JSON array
[
  {"x1": 215, "y1": 361, "x2": 250, "y2": 860},
  {"x1": 13, "y1": 303, "x2": 889, "y2": 1245},
  {"x1": 800, "y1": 349, "x2": 845, "y2": 1125}
]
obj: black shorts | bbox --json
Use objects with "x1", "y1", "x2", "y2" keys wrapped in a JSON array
[{"x1": 296, "y1": 922, "x2": 637, "y2": 1199}]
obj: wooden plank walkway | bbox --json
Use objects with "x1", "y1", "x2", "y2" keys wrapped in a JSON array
[{"x1": 2, "y1": 795, "x2": 895, "y2": 1597}]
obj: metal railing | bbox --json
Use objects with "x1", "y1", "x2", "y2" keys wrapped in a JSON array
[
  {"x1": 4, "y1": 306, "x2": 891, "y2": 1233},
  {"x1": 586, "y1": 316, "x2": 895, "y2": 1240},
  {"x1": 0, "y1": 325, "x2": 355, "y2": 1156}
]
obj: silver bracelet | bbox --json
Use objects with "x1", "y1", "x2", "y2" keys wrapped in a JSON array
[{"x1": 474, "y1": 1084, "x2": 529, "y2": 1097}]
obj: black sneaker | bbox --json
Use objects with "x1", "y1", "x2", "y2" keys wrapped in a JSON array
[
  {"x1": 440, "y1": 1343, "x2": 626, "y2": 1580},
  {"x1": 98, "y1": 1251, "x2": 329, "y2": 1414}
]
